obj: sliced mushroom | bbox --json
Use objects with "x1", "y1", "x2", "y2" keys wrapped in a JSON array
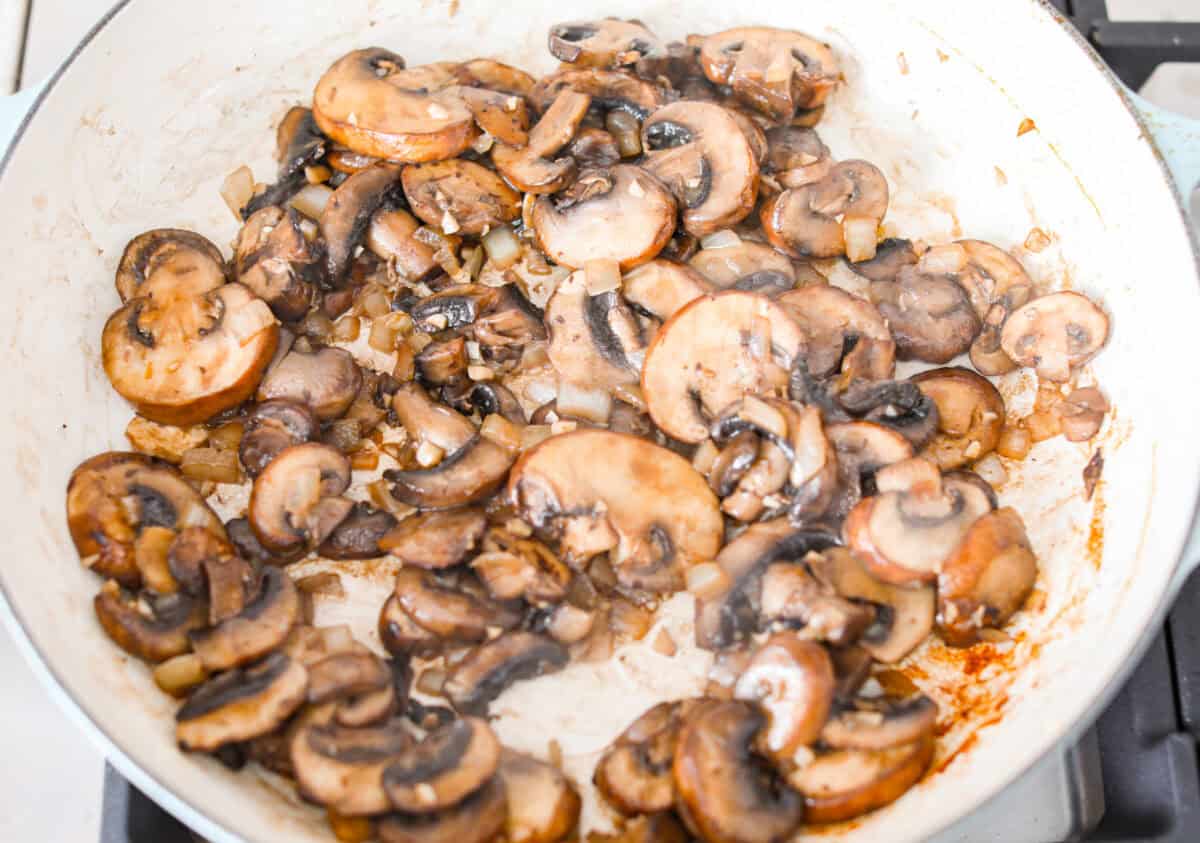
[
  {"x1": 446, "y1": 382, "x2": 526, "y2": 425},
  {"x1": 103, "y1": 234, "x2": 278, "y2": 426},
  {"x1": 700, "y1": 27, "x2": 839, "y2": 121},
  {"x1": 566, "y1": 127, "x2": 621, "y2": 168},
  {"x1": 318, "y1": 502, "x2": 398, "y2": 560},
  {"x1": 225, "y1": 516, "x2": 306, "y2": 567},
  {"x1": 244, "y1": 106, "x2": 328, "y2": 217},
  {"x1": 869, "y1": 265, "x2": 981, "y2": 363},
  {"x1": 493, "y1": 90, "x2": 590, "y2": 194},
  {"x1": 836, "y1": 381, "x2": 939, "y2": 451},
  {"x1": 189, "y1": 567, "x2": 302, "y2": 671},
  {"x1": 234, "y1": 206, "x2": 321, "y2": 320},
  {"x1": 176, "y1": 651, "x2": 308, "y2": 752},
  {"x1": 789, "y1": 736, "x2": 935, "y2": 824},
  {"x1": 1059, "y1": 386, "x2": 1109, "y2": 442},
  {"x1": 67, "y1": 452, "x2": 225, "y2": 586},
  {"x1": 319, "y1": 162, "x2": 406, "y2": 284},
  {"x1": 379, "y1": 593, "x2": 441, "y2": 657},
  {"x1": 401, "y1": 159, "x2": 521, "y2": 235},
  {"x1": 377, "y1": 777, "x2": 508, "y2": 843},
  {"x1": 368, "y1": 205, "x2": 441, "y2": 283},
  {"x1": 391, "y1": 567, "x2": 513, "y2": 645},
  {"x1": 622, "y1": 259, "x2": 715, "y2": 320},
  {"x1": 820, "y1": 695, "x2": 938, "y2": 751},
  {"x1": 688, "y1": 239, "x2": 799, "y2": 292},
  {"x1": 248, "y1": 443, "x2": 353, "y2": 553},
  {"x1": 1000, "y1": 291, "x2": 1110, "y2": 382},
  {"x1": 383, "y1": 717, "x2": 501, "y2": 813},
  {"x1": 415, "y1": 337, "x2": 468, "y2": 387},
  {"x1": 938, "y1": 507, "x2": 1038, "y2": 647},
  {"x1": 777, "y1": 286, "x2": 895, "y2": 383},
  {"x1": 587, "y1": 814, "x2": 690, "y2": 843},
  {"x1": 673, "y1": 700, "x2": 804, "y2": 843},
  {"x1": 443, "y1": 632, "x2": 568, "y2": 715},
  {"x1": 258, "y1": 346, "x2": 362, "y2": 421},
  {"x1": 471, "y1": 529, "x2": 571, "y2": 605},
  {"x1": 497, "y1": 750, "x2": 582, "y2": 843},
  {"x1": 546, "y1": 269, "x2": 647, "y2": 390},
  {"x1": 734, "y1": 632, "x2": 834, "y2": 761},
  {"x1": 166, "y1": 526, "x2": 254, "y2": 623},
  {"x1": 548, "y1": 19, "x2": 663, "y2": 69},
  {"x1": 708, "y1": 430, "x2": 762, "y2": 499},
  {"x1": 313, "y1": 49, "x2": 474, "y2": 163},
  {"x1": 595, "y1": 701, "x2": 684, "y2": 815},
  {"x1": 530, "y1": 69, "x2": 666, "y2": 120},
  {"x1": 757, "y1": 563, "x2": 875, "y2": 647},
  {"x1": 763, "y1": 126, "x2": 832, "y2": 188},
  {"x1": 640, "y1": 101, "x2": 759, "y2": 237},
  {"x1": 761, "y1": 161, "x2": 888, "y2": 260},
  {"x1": 292, "y1": 721, "x2": 413, "y2": 815},
  {"x1": 642, "y1": 292, "x2": 804, "y2": 443},
  {"x1": 239, "y1": 399, "x2": 320, "y2": 477},
  {"x1": 849, "y1": 237, "x2": 918, "y2": 283},
  {"x1": 93, "y1": 581, "x2": 207, "y2": 663},
  {"x1": 910, "y1": 367, "x2": 1004, "y2": 470},
  {"x1": 379, "y1": 508, "x2": 487, "y2": 569},
  {"x1": 509, "y1": 430, "x2": 722, "y2": 591}
]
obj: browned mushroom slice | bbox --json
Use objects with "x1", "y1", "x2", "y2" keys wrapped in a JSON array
[
  {"x1": 493, "y1": 90, "x2": 590, "y2": 194},
  {"x1": 248, "y1": 443, "x2": 354, "y2": 553},
  {"x1": 546, "y1": 269, "x2": 648, "y2": 391},
  {"x1": 509, "y1": 430, "x2": 722, "y2": 591},
  {"x1": 258, "y1": 347, "x2": 363, "y2": 422},
  {"x1": 763, "y1": 126, "x2": 832, "y2": 188},
  {"x1": 390, "y1": 567, "x2": 515, "y2": 645},
  {"x1": 367, "y1": 206, "x2": 440, "y2": 282},
  {"x1": 531, "y1": 165, "x2": 677, "y2": 271},
  {"x1": 190, "y1": 567, "x2": 301, "y2": 671},
  {"x1": 377, "y1": 777, "x2": 508, "y2": 843},
  {"x1": 734, "y1": 632, "x2": 834, "y2": 761},
  {"x1": 292, "y1": 721, "x2": 413, "y2": 816},
  {"x1": 234, "y1": 206, "x2": 321, "y2": 321},
  {"x1": 67, "y1": 452, "x2": 225, "y2": 586},
  {"x1": 319, "y1": 162, "x2": 406, "y2": 284},
  {"x1": 497, "y1": 750, "x2": 582, "y2": 843},
  {"x1": 115, "y1": 229, "x2": 227, "y2": 304},
  {"x1": 937, "y1": 507, "x2": 1038, "y2": 647},
  {"x1": 1000, "y1": 291, "x2": 1110, "y2": 382},
  {"x1": 306, "y1": 649, "x2": 393, "y2": 706},
  {"x1": 844, "y1": 458, "x2": 993, "y2": 586},
  {"x1": 318, "y1": 502, "x2": 398, "y2": 560},
  {"x1": 758, "y1": 562, "x2": 876, "y2": 646},
  {"x1": 379, "y1": 508, "x2": 487, "y2": 569},
  {"x1": 548, "y1": 19, "x2": 664, "y2": 69},
  {"x1": 379, "y1": 593, "x2": 441, "y2": 658},
  {"x1": 383, "y1": 717, "x2": 501, "y2": 813},
  {"x1": 443, "y1": 632, "x2": 568, "y2": 715},
  {"x1": 642, "y1": 292, "x2": 804, "y2": 443},
  {"x1": 640, "y1": 101, "x2": 759, "y2": 237},
  {"x1": 166, "y1": 526, "x2": 253, "y2": 623},
  {"x1": 176, "y1": 651, "x2": 308, "y2": 752},
  {"x1": 239, "y1": 399, "x2": 320, "y2": 477},
  {"x1": 622, "y1": 259, "x2": 715, "y2": 320},
  {"x1": 457, "y1": 87, "x2": 530, "y2": 148},
  {"x1": 93, "y1": 581, "x2": 207, "y2": 663},
  {"x1": 242, "y1": 106, "x2": 328, "y2": 218},
  {"x1": 313, "y1": 49, "x2": 474, "y2": 163},
  {"x1": 401, "y1": 160, "x2": 521, "y2": 235},
  {"x1": 849, "y1": 237, "x2": 918, "y2": 283},
  {"x1": 700, "y1": 28, "x2": 839, "y2": 121},
  {"x1": 103, "y1": 234, "x2": 278, "y2": 426},
  {"x1": 530, "y1": 68, "x2": 666, "y2": 119},
  {"x1": 820, "y1": 695, "x2": 938, "y2": 751},
  {"x1": 445, "y1": 382, "x2": 526, "y2": 425},
  {"x1": 869, "y1": 265, "x2": 982, "y2": 364},
  {"x1": 910, "y1": 367, "x2": 1005, "y2": 470},
  {"x1": 567, "y1": 127, "x2": 622, "y2": 168},
  {"x1": 688, "y1": 238, "x2": 803, "y2": 293},
  {"x1": 777, "y1": 286, "x2": 895, "y2": 382},
  {"x1": 590, "y1": 813, "x2": 690, "y2": 843},
  {"x1": 391, "y1": 382, "x2": 476, "y2": 452},
  {"x1": 454, "y1": 59, "x2": 536, "y2": 97},
  {"x1": 673, "y1": 700, "x2": 804, "y2": 843},
  {"x1": 595, "y1": 701, "x2": 684, "y2": 815},
  {"x1": 790, "y1": 735, "x2": 935, "y2": 824},
  {"x1": 826, "y1": 421, "x2": 915, "y2": 519},
  {"x1": 761, "y1": 160, "x2": 888, "y2": 260}
]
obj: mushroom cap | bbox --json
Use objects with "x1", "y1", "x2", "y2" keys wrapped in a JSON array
[
  {"x1": 377, "y1": 777, "x2": 509, "y2": 843},
  {"x1": 189, "y1": 567, "x2": 302, "y2": 671},
  {"x1": 492, "y1": 90, "x2": 590, "y2": 194},
  {"x1": 234, "y1": 206, "x2": 321, "y2": 321},
  {"x1": 239, "y1": 398, "x2": 321, "y2": 478},
  {"x1": 379, "y1": 592, "x2": 441, "y2": 658},
  {"x1": 594, "y1": 701, "x2": 683, "y2": 814},
  {"x1": 1000, "y1": 291, "x2": 1110, "y2": 382},
  {"x1": 924, "y1": 239, "x2": 1032, "y2": 320},
  {"x1": 870, "y1": 265, "x2": 982, "y2": 364},
  {"x1": 699, "y1": 27, "x2": 839, "y2": 121},
  {"x1": 379, "y1": 508, "x2": 488, "y2": 569},
  {"x1": 911, "y1": 367, "x2": 1005, "y2": 470},
  {"x1": 115, "y1": 228, "x2": 227, "y2": 304},
  {"x1": 318, "y1": 502, "x2": 399, "y2": 559},
  {"x1": 640, "y1": 101, "x2": 760, "y2": 237},
  {"x1": 762, "y1": 126, "x2": 832, "y2": 188},
  {"x1": 291, "y1": 721, "x2": 413, "y2": 816},
  {"x1": 548, "y1": 19, "x2": 663, "y2": 68},
  {"x1": 387, "y1": 436, "x2": 514, "y2": 510},
  {"x1": 256, "y1": 346, "x2": 363, "y2": 421},
  {"x1": 760, "y1": 161, "x2": 888, "y2": 259},
  {"x1": 790, "y1": 735, "x2": 935, "y2": 824},
  {"x1": 733, "y1": 632, "x2": 834, "y2": 760},
  {"x1": 777, "y1": 285, "x2": 895, "y2": 382},
  {"x1": 401, "y1": 159, "x2": 521, "y2": 235},
  {"x1": 93, "y1": 583, "x2": 207, "y2": 663},
  {"x1": 390, "y1": 567, "x2": 514, "y2": 645},
  {"x1": 546, "y1": 269, "x2": 647, "y2": 390},
  {"x1": 622, "y1": 259, "x2": 715, "y2": 321},
  {"x1": 313, "y1": 49, "x2": 475, "y2": 162},
  {"x1": 672, "y1": 700, "x2": 804, "y2": 843},
  {"x1": 531, "y1": 165, "x2": 677, "y2": 270},
  {"x1": 248, "y1": 442, "x2": 353, "y2": 553},
  {"x1": 319, "y1": 162, "x2": 406, "y2": 285},
  {"x1": 509, "y1": 430, "x2": 722, "y2": 590},
  {"x1": 497, "y1": 750, "x2": 582, "y2": 843},
  {"x1": 383, "y1": 716, "x2": 501, "y2": 813},
  {"x1": 443, "y1": 631, "x2": 569, "y2": 715},
  {"x1": 642, "y1": 291, "x2": 804, "y2": 443},
  {"x1": 530, "y1": 68, "x2": 667, "y2": 119}
]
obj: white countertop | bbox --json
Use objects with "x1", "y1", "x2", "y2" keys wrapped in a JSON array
[{"x1": 0, "y1": 1, "x2": 1196, "y2": 842}]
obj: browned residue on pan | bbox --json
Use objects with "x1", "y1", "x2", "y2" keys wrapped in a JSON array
[{"x1": 1085, "y1": 479, "x2": 1106, "y2": 570}]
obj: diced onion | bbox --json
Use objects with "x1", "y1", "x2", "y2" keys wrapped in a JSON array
[
  {"x1": 416, "y1": 441, "x2": 445, "y2": 467},
  {"x1": 1024, "y1": 411, "x2": 1061, "y2": 443},
  {"x1": 973, "y1": 454, "x2": 1008, "y2": 487},
  {"x1": 919, "y1": 243, "x2": 969, "y2": 274},
  {"x1": 333, "y1": 315, "x2": 361, "y2": 342},
  {"x1": 547, "y1": 604, "x2": 594, "y2": 644},
  {"x1": 179, "y1": 447, "x2": 240, "y2": 484},
  {"x1": 520, "y1": 424, "x2": 553, "y2": 451},
  {"x1": 686, "y1": 561, "x2": 730, "y2": 602},
  {"x1": 843, "y1": 215, "x2": 879, "y2": 263},
  {"x1": 483, "y1": 224, "x2": 523, "y2": 269},
  {"x1": 290, "y1": 183, "x2": 334, "y2": 219},
  {"x1": 699, "y1": 229, "x2": 741, "y2": 250},
  {"x1": 557, "y1": 381, "x2": 612, "y2": 424},
  {"x1": 219, "y1": 165, "x2": 255, "y2": 220},
  {"x1": 153, "y1": 654, "x2": 208, "y2": 698},
  {"x1": 692, "y1": 439, "x2": 720, "y2": 476},
  {"x1": 480, "y1": 414, "x2": 523, "y2": 452},
  {"x1": 417, "y1": 668, "x2": 447, "y2": 695}
]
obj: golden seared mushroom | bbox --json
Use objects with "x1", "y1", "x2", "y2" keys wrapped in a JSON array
[
  {"x1": 532, "y1": 165, "x2": 677, "y2": 270},
  {"x1": 546, "y1": 269, "x2": 648, "y2": 394},
  {"x1": 165, "y1": 526, "x2": 253, "y2": 624},
  {"x1": 642, "y1": 291, "x2": 805, "y2": 443},
  {"x1": 761, "y1": 160, "x2": 888, "y2": 261},
  {"x1": 379, "y1": 508, "x2": 488, "y2": 569},
  {"x1": 471, "y1": 529, "x2": 571, "y2": 605},
  {"x1": 497, "y1": 750, "x2": 582, "y2": 843},
  {"x1": 789, "y1": 735, "x2": 935, "y2": 824},
  {"x1": 248, "y1": 443, "x2": 354, "y2": 554},
  {"x1": 910, "y1": 367, "x2": 1005, "y2": 470},
  {"x1": 367, "y1": 204, "x2": 440, "y2": 282},
  {"x1": 673, "y1": 700, "x2": 804, "y2": 843},
  {"x1": 567, "y1": 126, "x2": 622, "y2": 168},
  {"x1": 805, "y1": 547, "x2": 934, "y2": 663},
  {"x1": 694, "y1": 518, "x2": 840, "y2": 650},
  {"x1": 176, "y1": 651, "x2": 309, "y2": 752},
  {"x1": 305, "y1": 648, "x2": 404, "y2": 728},
  {"x1": 530, "y1": 68, "x2": 666, "y2": 120},
  {"x1": 446, "y1": 381, "x2": 527, "y2": 425},
  {"x1": 869, "y1": 265, "x2": 982, "y2": 364},
  {"x1": 67, "y1": 452, "x2": 225, "y2": 586},
  {"x1": 313, "y1": 49, "x2": 474, "y2": 163},
  {"x1": 377, "y1": 778, "x2": 509, "y2": 843},
  {"x1": 190, "y1": 567, "x2": 302, "y2": 671},
  {"x1": 937, "y1": 507, "x2": 1038, "y2": 647},
  {"x1": 292, "y1": 721, "x2": 412, "y2": 816},
  {"x1": 238, "y1": 399, "x2": 320, "y2": 477},
  {"x1": 763, "y1": 125, "x2": 833, "y2": 189},
  {"x1": 548, "y1": 19, "x2": 664, "y2": 69},
  {"x1": 493, "y1": 90, "x2": 591, "y2": 194},
  {"x1": 1000, "y1": 291, "x2": 1110, "y2": 382},
  {"x1": 103, "y1": 232, "x2": 278, "y2": 426},
  {"x1": 640, "y1": 101, "x2": 760, "y2": 237},
  {"x1": 443, "y1": 632, "x2": 569, "y2": 715},
  {"x1": 689, "y1": 237, "x2": 813, "y2": 294},
  {"x1": 1059, "y1": 386, "x2": 1109, "y2": 442},
  {"x1": 93, "y1": 581, "x2": 206, "y2": 663},
  {"x1": 820, "y1": 695, "x2": 938, "y2": 751},
  {"x1": 257, "y1": 347, "x2": 363, "y2": 422},
  {"x1": 757, "y1": 562, "x2": 876, "y2": 646},
  {"x1": 390, "y1": 567, "x2": 517, "y2": 646},
  {"x1": 622, "y1": 259, "x2": 715, "y2": 320},
  {"x1": 734, "y1": 632, "x2": 834, "y2": 762},
  {"x1": 777, "y1": 286, "x2": 895, "y2": 383},
  {"x1": 234, "y1": 206, "x2": 322, "y2": 321},
  {"x1": 824, "y1": 421, "x2": 915, "y2": 520},
  {"x1": 319, "y1": 502, "x2": 399, "y2": 560},
  {"x1": 848, "y1": 237, "x2": 918, "y2": 283},
  {"x1": 699, "y1": 27, "x2": 839, "y2": 122},
  {"x1": 843, "y1": 457, "x2": 994, "y2": 587},
  {"x1": 401, "y1": 159, "x2": 521, "y2": 235},
  {"x1": 509, "y1": 430, "x2": 722, "y2": 591},
  {"x1": 318, "y1": 162, "x2": 405, "y2": 284},
  {"x1": 595, "y1": 701, "x2": 686, "y2": 815},
  {"x1": 385, "y1": 384, "x2": 514, "y2": 509},
  {"x1": 383, "y1": 716, "x2": 502, "y2": 813},
  {"x1": 378, "y1": 593, "x2": 441, "y2": 658}
]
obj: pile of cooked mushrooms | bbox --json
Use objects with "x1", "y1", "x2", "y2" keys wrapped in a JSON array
[{"x1": 68, "y1": 17, "x2": 1111, "y2": 843}]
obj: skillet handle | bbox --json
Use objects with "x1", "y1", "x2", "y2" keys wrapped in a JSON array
[
  {"x1": 0, "y1": 81, "x2": 47, "y2": 159},
  {"x1": 1127, "y1": 90, "x2": 1200, "y2": 210}
]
